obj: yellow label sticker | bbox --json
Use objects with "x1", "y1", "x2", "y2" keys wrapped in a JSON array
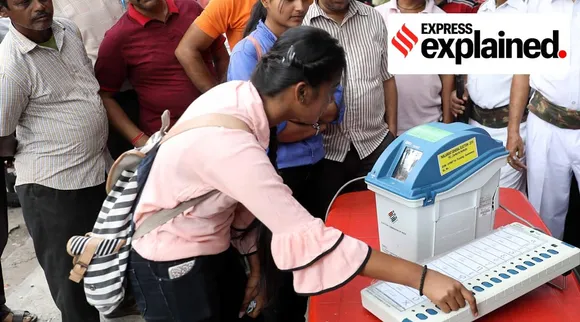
[{"x1": 437, "y1": 138, "x2": 478, "y2": 176}]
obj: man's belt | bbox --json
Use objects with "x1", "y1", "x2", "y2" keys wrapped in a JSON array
[
  {"x1": 528, "y1": 91, "x2": 580, "y2": 130},
  {"x1": 470, "y1": 102, "x2": 528, "y2": 129}
]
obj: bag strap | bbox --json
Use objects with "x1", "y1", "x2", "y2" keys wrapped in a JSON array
[
  {"x1": 133, "y1": 190, "x2": 220, "y2": 240},
  {"x1": 68, "y1": 237, "x2": 103, "y2": 283},
  {"x1": 247, "y1": 36, "x2": 262, "y2": 60},
  {"x1": 160, "y1": 113, "x2": 251, "y2": 144},
  {"x1": 132, "y1": 113, "x2": 252, "y2": 240}
]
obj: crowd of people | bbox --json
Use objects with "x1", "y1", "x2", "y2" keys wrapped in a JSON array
[{"x1": 0, "y1": 0, "x2": 577, "y2": 322}]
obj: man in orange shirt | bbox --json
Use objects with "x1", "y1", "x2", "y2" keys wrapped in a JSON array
[{"x1": 176, "y1": 0, "x2": 256, "y2": 93}]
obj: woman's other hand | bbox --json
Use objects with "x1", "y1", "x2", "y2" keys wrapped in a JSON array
[{"x1": 239, "y1": 274, "x2": 265, "y2": 318}]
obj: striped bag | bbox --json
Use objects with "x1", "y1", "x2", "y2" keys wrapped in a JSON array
[{"x1": 65, "y1": 111, "x2": 250, "y2": 315}]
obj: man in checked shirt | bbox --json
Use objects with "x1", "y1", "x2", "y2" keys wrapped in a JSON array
[
  {"x1": 52, "y1": 0, "x2": 137, "y2": 159},
  {"x1": 0, "y1": 0, "x2": 108, "y2": 320}
]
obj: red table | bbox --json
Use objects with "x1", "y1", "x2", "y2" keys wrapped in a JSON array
[{"x1": 308, "y1": 188, "x2": 580, "y2": 322}]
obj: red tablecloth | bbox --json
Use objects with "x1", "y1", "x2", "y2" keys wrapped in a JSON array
[{"x1": 308, "y1": 188, "x2": 580, "y2": 322}]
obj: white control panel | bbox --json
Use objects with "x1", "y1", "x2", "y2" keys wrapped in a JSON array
[{"x1": 361, "y1": 222, "x2": 580, "y2": 322}]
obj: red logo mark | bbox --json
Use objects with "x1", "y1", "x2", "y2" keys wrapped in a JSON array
[
  {"x1": 392, "y1": 24, "x2": 419, "y2": 57},
  {"x1": 558, "y1": 50, "x2": 567, "y2": 58}
]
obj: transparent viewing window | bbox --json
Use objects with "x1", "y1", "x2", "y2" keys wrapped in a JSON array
[{"x1": 392, "y1": 147, "x2": 423, "y2": 182}]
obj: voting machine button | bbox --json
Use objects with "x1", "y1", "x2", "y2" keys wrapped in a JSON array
[
  {"x1": 540, "y1": 253, "x2": 551, "y2": 259},
  {"x1": 524, "y1": 260, "x2": 535, "y2": 266},
  {"x1": 426, "y1": 308, "x2": 438, "y2": 315},
  {"x1": 507, "y1": 269, "x2": 519, "y2": 275},
  {"x1": 516, "y1": 265, "x2": 527, "y2": 271},
  {"x1": 482, "y1": 281, "x2": 493, "y2": 288},
  {"x1": 402, "y1": 319, "x2": 413, "y2": 322},
  {"x1": 499, "y1": 273, "x2": 511, "y2": 279},
  {"x1": 473, "y1": 286, "x2": 484, "y2": 292},
  {"x1": 532, "y1": 256, "x2": 543, "y2": 262},
  {"x1": 547, "y1": 249, "x2": 559, "y2": 255},
  {"x1": 415, "y1": 313, "x2": 428, "y2": 320},
  {"x1": 490, "y1": 277, "x2": 502, "y2": 283}
]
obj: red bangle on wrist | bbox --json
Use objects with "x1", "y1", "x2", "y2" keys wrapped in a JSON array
[{"x1": 131, "y1": 132, "x2": 145, "y2": 146}]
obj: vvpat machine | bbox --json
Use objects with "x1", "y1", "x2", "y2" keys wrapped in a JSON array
[{"x1": 365, "y1": 122, "x2": 508, "y2": 263}]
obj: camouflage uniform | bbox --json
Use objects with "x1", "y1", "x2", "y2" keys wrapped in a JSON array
[
  {"x1": 471, "y1": 103, "x2": 529, "y2": 129},
  {"x1": 528, "y1": 91, "x2": 580, "y2": 130}
]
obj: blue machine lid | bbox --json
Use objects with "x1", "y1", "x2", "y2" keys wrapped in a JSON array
[{"x1": 365, "y1": 122, "x2": 508, "y2": 206}]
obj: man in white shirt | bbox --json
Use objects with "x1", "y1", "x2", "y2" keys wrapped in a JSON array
[
  {"x1": 0, "y1": 0, "x2": 108, "y2": 320},
  {"x1": 0, "y1": 13, "x2": 38, "y2": 322},
  {"x1": 53, "y1": 1, "x2": 135, "y2": 159},
  {"x1": 451, "y1": 0, "x2": 528, "y2": 193},
  {"x1": 303, "y1": 0, "x2": 398, "y2": 220},
  {"x1": 508, "y1": 0, "x2": 580, "y2": 240}
]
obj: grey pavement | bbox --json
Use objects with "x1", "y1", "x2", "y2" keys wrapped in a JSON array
[{"x1": 6, "y1": 266, "x2": 143, "y2": 322}]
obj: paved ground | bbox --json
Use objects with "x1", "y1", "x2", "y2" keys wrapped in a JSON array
[{"x1": 2, "y1": 206, "x2": 144, "y2": 322}]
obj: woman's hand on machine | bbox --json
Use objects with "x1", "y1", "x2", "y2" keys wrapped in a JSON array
[
  {"x1": 422, "y1": 269, "x2": 479, "y2": 316},
  {"x1": 362, "y1": 251, "x2": 478, "y2": 317}
]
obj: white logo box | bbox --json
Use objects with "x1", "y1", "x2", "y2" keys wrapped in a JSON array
[{"x1": 387, "y1": 14, "x2": 572, "y2": 75}]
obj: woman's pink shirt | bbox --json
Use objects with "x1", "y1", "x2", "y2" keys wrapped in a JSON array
[{"x1": 132, "y1": 81, "x2": 371, "y2": 294}]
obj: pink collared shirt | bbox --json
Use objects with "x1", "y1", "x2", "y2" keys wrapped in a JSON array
[
  {"x1": 132, "y1": 81, "x2": 371, "y2": 295},
  {"x1": 376, "y1": 0, "x2": 446, "y2": 136}
]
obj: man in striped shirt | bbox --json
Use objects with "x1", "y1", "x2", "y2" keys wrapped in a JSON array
[
  {"x1": 53, "y1": 0, "x2": 126, "y2": 66},
  {"x1": 0, "y1": 0, "x2": 107, "y2": 321},
  {"x1": 303, "y1": 0, "x2": 397, "y2": 219},
  {"x1": 0, "y1": 17, "x2": 7, "y2": 41},
  {"x1": 0, "y1": 14, "x2": 39, "y2": 322}
]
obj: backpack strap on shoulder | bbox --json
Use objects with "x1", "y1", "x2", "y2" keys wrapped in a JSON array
[
  {"x1": 246, "y1": 35, "x2": 262, "y2": 60},
  {"x1": 160, "y1": 113, "x2": 251, "y2": 145}
]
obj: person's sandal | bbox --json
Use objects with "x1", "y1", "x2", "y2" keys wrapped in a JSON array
[{"x1": 0, "y1": 305, "x2": 38, "y2": 322}]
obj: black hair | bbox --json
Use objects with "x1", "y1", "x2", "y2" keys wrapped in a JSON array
[
  {"x1": 246, "y1": 25, "x2": 347, "y2": 308},
  {"x1": 243, "y1": 1, "x2": 267, "y2": 37},
  {"x1": 251, "y1": 26, "x2": 346, "y2": 97},
  {"x1": 0, "y1": 0, "x2": 7, "y2": 8}
]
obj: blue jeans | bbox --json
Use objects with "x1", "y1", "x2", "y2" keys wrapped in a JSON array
[{"x1": 128, "y1": 247, "x2": 250, "y2": 322}]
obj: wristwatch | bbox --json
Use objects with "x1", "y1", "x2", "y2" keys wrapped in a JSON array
[{"x1": 312, "y1": 123, "x2": 321, "y2": 136}]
